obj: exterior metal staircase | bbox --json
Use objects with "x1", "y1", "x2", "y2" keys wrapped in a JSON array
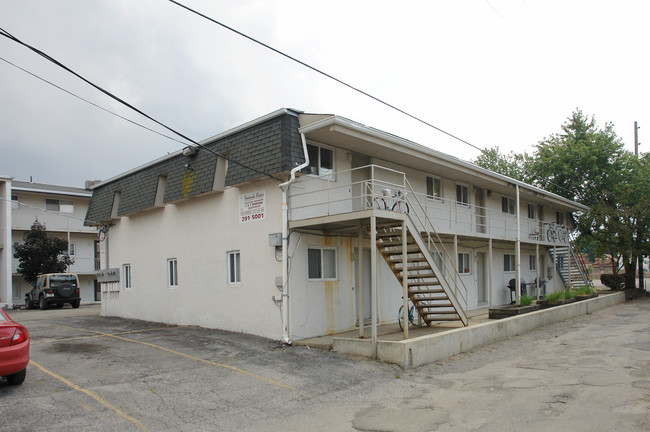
[
  {"x1": 373, "y1": 218, "x2": 468, "y2": 326},
  {"x1": 548, "y1": 239, "x2": 592, "y2": 289}
]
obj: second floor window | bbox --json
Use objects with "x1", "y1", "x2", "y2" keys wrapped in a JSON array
[
  {"x1": 304, "y1": 144, "x2": 333, "y2": 177},
  {"x1": 456, "y1": 185, "x2": 469, "y2": 206},
  {"x1": 556, "y1": 211, "x2": 564, "y2": 225},
  {"x1": 11, "y1": 195, "x2": 19, "y2": 210},
  {"x1": 502, "y1": 197, "x2": 515, "y2": 215},
  {"x1": 527, "y1": 203, "x2": 536, "y2": 219},
  {"x1": 426, "y1": 177, "x2": 442, "y2": 201},
  {"x1": 46, "y1": 198, "x2": 74, "y2": 213}
]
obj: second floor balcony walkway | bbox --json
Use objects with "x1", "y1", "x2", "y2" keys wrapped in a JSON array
[{"x1": 287, "y1": 164, "x2": 570, "y2": 247}]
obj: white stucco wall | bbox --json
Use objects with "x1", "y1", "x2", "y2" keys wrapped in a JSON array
[{"x1": 102, "y1": 182, "x2": 285, "y2": 340}]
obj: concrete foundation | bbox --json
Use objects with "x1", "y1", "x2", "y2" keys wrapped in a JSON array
[{"x1": 333, "y1": 292, "x2": 625, "y2": 369}]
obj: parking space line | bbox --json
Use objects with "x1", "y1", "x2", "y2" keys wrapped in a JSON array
[
  {"x1": 55, "y1": 323, "x2": 308, "y2": 398},
  {"x1": 31, "y1": 326, "x2": 170, "y2": 345},
  {"x1": 30, "y1": 359, "x2": 150, "y2": 432}
]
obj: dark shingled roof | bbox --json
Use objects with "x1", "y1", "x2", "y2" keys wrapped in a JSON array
[{"x1": 85, "y1": 110, "x2": 304, "y2": 225}]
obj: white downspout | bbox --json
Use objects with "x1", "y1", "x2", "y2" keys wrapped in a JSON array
[{"x1": 279, "y1": 132, "x2": 310, "y2": 345}]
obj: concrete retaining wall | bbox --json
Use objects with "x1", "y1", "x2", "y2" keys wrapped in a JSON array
[{"x1": 333, "y1": 292, "x2": 625, "y2": 369}]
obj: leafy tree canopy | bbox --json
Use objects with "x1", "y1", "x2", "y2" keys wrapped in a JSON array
[
  {"x1": 474, "y1": 109, "x2": 649, "y2": 286},
  {"x1": 473, "y1": 146, "x2": 533, "y2": 183},
  {"x1": 13, "y1": 220, "x2": 73, "y2": 285}
]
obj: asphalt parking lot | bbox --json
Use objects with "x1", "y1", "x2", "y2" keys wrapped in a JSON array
[{"x1": 1, "y1": 299, "x2": 649, "y2": 432}]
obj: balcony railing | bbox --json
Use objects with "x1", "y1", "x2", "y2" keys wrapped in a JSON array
[
  {"x1": 13, "y1": 257, "x2": 99, "y2": 275},
  {"x1": 12, "y1": 211, "x2": 96, "y2": 233},
  {"x1": 288, "y1": 164, "x2": 569, "y2": 245}
]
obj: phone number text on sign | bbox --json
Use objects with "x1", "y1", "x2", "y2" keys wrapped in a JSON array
[{"x1": 239, "y1": 190, "x2": 266, "y2": 223}]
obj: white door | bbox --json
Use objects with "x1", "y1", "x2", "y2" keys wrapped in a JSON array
[{"x1": 354, "y1": 247, "x2": 372, "y2": 326}]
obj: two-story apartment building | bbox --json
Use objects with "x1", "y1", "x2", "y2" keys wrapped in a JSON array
[
  {"x1": 3, "y1": 180, "x2": 99, "y2": 307},
  {"x1": 85, "y1": 108, "x2": 589, "y2": 342}
]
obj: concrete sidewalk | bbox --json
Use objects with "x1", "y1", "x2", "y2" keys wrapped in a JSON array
[{"x1": 297, "y1": 291, "x2": 627, "y2": 368}]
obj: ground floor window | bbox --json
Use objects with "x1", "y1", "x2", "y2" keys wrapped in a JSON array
[
  {"x1": 123, "y1": 264, "x2": 132, "y2": 289},
  {"x1": 458, "y1": 252, "x2": 471, "y2": 274},
  {"x1": 504, "y1": 254, "x2": 515, "y2": 272},
  {"x1": 308, "y1": 248, "x2": 337, "y2": 280},
  {"x1": 167, "y1": 258, "x2": 178, "y2": 287},
  {"x1": 529, "y1": 255, "x2": 537, "y2": 271},
  {"x1": 228, "y1": 251, "x2": 241, "y2": 284}
]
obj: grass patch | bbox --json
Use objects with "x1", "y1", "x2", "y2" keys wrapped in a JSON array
[
  {"x1": 542, "y1": 290, "x2": 565, "y2": 303},
  {"x1": 520, "y1": 294, "x2": 534, "y2": 306},
  {"x1": 574, "y1": 286, "x2": 596, "y2": 296}
]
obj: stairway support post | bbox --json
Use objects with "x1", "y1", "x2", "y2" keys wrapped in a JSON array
[
  {"x1": 358, "y1": 226, "x2": 364, "y2": 338},
  {"x1": 402, "y1": 220, "x2": 408, "y2": 340},
  {"x1": 370, "y1": 215, "x2": 378, "y2": 351},
  {"x1": 488, "y1": 238, "x2": 493, "y2": 307},
  {"x1": 553, "y1": 245, "x2": 557, "y2": 292},
  {"x1": 515, "y1": 185, "x2": 521, "y2": 305}
]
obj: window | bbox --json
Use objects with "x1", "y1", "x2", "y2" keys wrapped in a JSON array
[
  {"x1": 529, "y1": 255, "x2": 536, "y2": 271},
  {"x1": 426, "y1": 177, "x2": 442, "y2": 201},
  {"x1": 228, "y1": 251, "x2": 241, "y2": 284},
  {"x1": 308, "y1": 248, "x2": 337, "y2": 280},
  {"x1": 458, "y1": 252, "x2": 471, "y2": 274},
  {"x1": 456, "y1": 185, "x2": 469, "y2": 206},
  {"x1": 69, "y1": 243, "x2": 75, "y2": 256},
  {"x1": 45, "y1": 199, "x2": 74, "y2": 213},
  {"x1": 167, "y1": 259, "x2": 178, "y2": 287},
  {"x1": 504, "y1": 254, "x2": 515, "y2": 272},
  {"x1": 304, "y1": 144, "x2": 333, "y2": 177},
  {"x1": 527, "y1": 203, "x2": 536, "y2": 219},
  {"x1": 501, "y1": 197, "x2": 515, "y2": 215},
  {"x1": 433, "y1": 251, "x2": 445, "y2": 276},
  {"x1": 556, "y1": 211, "x2": 564, "y2": 225},
  {"x1": 123, "y1": 264, "x2": 131, "y2": 289},
  {"x1": 11, "y1": 195, "x2": 19, "y2": 210}
]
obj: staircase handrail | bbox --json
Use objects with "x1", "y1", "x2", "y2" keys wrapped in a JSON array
[
  {"x1": 400, "y1": 177, "x2": 469, "y2": 311},
  {"x1": 568, "y1": 233, "x2": 593, "y2": 287}
]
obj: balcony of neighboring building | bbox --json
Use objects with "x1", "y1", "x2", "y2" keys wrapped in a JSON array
[{"x1": 13, "y1": 256, "x2": 99, "y2": 276}]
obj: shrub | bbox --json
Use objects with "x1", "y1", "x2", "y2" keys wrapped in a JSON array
[
  {"x1": 600, "y1": 274, "x2": 625, "y2": 290},
  {"x1": 543, "y1": 291, "x2": 565, "y2": 303},
  {"x1": 574, "y1": 286, "x2": 596, "y2": 296},
  {"x1": 563, "y1": 289, "x2": 575, "y2": 300},
  {"x1": 520, "y1": 294, "x2": 534, "y2": 306}
]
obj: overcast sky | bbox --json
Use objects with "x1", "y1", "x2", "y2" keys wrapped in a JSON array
[{"x1": 1, "y1": 0, "x2": 648, "y2": 188}]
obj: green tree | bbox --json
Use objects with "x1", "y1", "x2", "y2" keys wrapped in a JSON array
[
  {"x1": 474, "y1": 110, "x2": 649, "y2": 289},
  {"x1": 531, "y1": 110, "x2": 648, "y2": 288},
  {"x1": 473, "y1": 146, "x2": 533, "y2": 183},
  {"x1": 13, "y1": 220, "x2": 74, "y2": 285}
]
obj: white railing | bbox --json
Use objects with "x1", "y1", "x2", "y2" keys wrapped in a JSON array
[
  {"x1": 12, "y1": 211, "x2": 95, "y2": 233},
  {"x1": 12, "y1": 257, "x2": 99, "y2": 275},
  {"x1": 288, "y1": 164, "x2": 569, "y2": 245}
]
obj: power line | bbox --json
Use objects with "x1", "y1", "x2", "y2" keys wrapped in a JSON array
[
  {"x1": 167, "y1": 0, "x2": 484, "y2": 152},
  {"x1": 0, "y1": 26, "x2": 282, "y2": 182},
  {"x1": 0, "y1": 56, "x2": 191, "y2": 146}
]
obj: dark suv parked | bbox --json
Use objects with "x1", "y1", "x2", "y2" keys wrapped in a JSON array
[{"x1": 25, "y1": 273, "x2": 81, "y2": 310}]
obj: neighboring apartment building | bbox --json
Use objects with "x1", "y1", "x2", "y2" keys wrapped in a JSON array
[
  {"x1": 1, "y1": 179, "x2": 99, "y2": 307},
  {"x1": 85, "y1": 108, "x2": 589, "y2": 342}
]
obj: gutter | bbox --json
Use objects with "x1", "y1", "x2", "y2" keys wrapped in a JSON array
[{"x1": 278, "y1": 133, "x2": 310, "y2": 345}]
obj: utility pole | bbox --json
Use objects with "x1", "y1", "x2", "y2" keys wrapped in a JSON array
[
  {"x1": 635, "y1": 122, "x2": 644, "y2": 290},
  {"x1": 634, "y1": 121, "x2": 640, "y2": 157}
]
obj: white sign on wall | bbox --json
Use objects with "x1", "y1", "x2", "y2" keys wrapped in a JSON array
[{"x1": 239, "y1": 190, "x2": 266, "y2": 223}]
